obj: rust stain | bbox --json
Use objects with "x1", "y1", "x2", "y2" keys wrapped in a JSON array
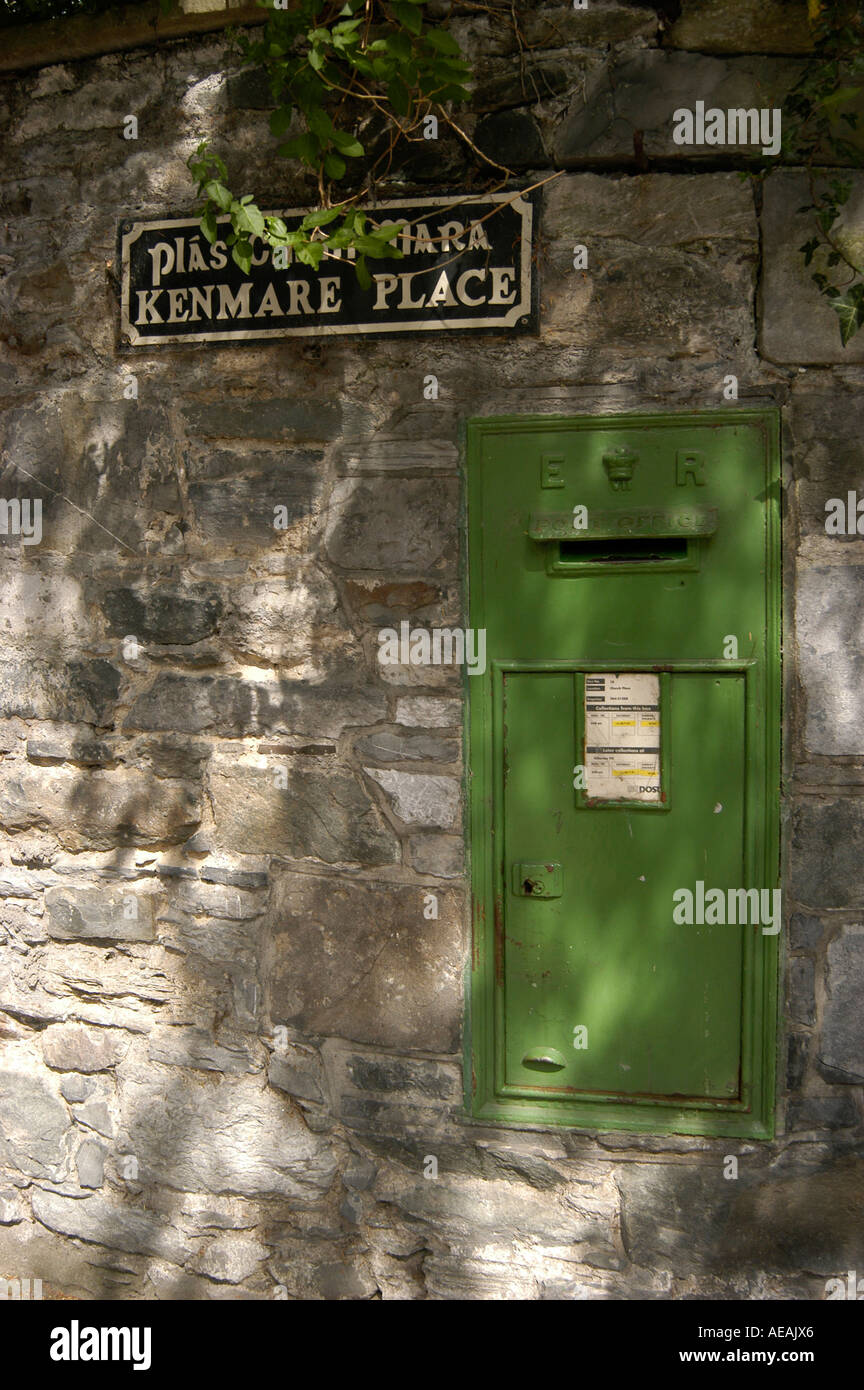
[
  {"x1": 524, "y1": 1080, "x2": 742, "y2": 1103},
  {"x1": 493, "y1": 893, "x2": 504, "y2": 988},
  {"x1": 343, "y1": 578, "x2": 439, "y2": 617},
  {"x1": 471, "y1": 893, "x2": 484, "y2": 971}
]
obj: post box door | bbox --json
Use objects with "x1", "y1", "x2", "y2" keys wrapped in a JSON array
[
  {"x1": 503, "y1": 667, "x2": 745, "y2": 1099},
  {"x1": 466, "y1": 411, "x2": 781, "y2": 1138}
]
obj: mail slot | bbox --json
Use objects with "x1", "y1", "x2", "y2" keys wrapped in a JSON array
[{"x1": 466, "y1": 411, "x2": 781, "y2": 1139}]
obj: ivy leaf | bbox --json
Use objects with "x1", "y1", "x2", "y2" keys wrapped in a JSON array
[
  {"x1": 191, "y1": 142, "x2": 227, "y2": 184},
  {"x1": 324, "y1": 152, "x2": 347, "y2": 178},
  {"x1": 269, "y1": 107, "x2": 293, "y2": 137},
  {"x1": 828, "y1": 287, "x2": 864, "y2": 346},
  {"x1": 387, "y1": 30, "x2": 412, "y2": 63},
  {"x1": 817, "y1": 206, "x2": 837, "y2": 233},
  {"x1": 372, "y1": 220, "x2": 404, "y2": 236},
  {"x1": 204, "y1": 180, "x2": 233, "y2": 211},
  {"x1": 354, "y1": 233, "x2": 393, "y2": 257},
  {"x1": 201, "y1": 208, "x2": 219, "y2": 244},
  {"x1": 820, "y1": 85, "x2": 861, "y2": 108},
  {"x1": 433, "y1": 82, "x2": 471, "y2": 103},
  {"x1": 799, "y1": 237, "x2": 820, "y2": 265},
  {"x1": 277, "y1": 133, "x2": 320, "y2": 165},
  {"x1": 355, "y1": 254, "x2": 371, "y2": 289},
  {"x1": 437, "y1": 56, "x2": 472, "y2": 81},
  {"x1": 307, "y1": 107, "x2": 335, "y2": 140},
  {"x1": 324, "y1": 225, "x2": 357, "y2": 249},
  {"x1": 300, "y1": 207, "x2": 341, "y2": 229},
  {"x1": 236, "y1": 202, "x2": 267, "y2": 236},
  {"x1": 187, "y1": 144, "x2": 211, "y2": 183},
  {"x1": 425, "y1": 28, "x2": 461, "y2": 56},
  {"x1": 296, "y1": 241, "x2": 325, "y2": 268},
  {"x1": 390, "y1": 1, "x2": 422, "y2": 35},
  {"x1": 387, "y1": 76, "x2": 412, "y2": 116},
  {"x1": 232, "y1": 239, "x2": 253, "y2": 274},
  {"x1": 828, "y1": 178, "x2": 852, "y2": 202},
  {"x1": 331, "y1": 128, "x2": 364, "y2": 156}
]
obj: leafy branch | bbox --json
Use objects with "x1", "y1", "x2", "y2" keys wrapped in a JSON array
[
  {"x1": 186, "y1": 0, "x2": 484, "y2": 288},
  {"x1": 786, "y1": 0, "x2": 864, "y2": 344}
]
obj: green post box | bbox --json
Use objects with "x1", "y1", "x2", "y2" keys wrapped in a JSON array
[{"x1": 466, "y1": 411, "x2": 781, "y2": 1138}]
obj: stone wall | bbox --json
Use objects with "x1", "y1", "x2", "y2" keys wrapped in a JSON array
[{"x1": 0, "y1": 0, "x2": 862, "y2": 1300}]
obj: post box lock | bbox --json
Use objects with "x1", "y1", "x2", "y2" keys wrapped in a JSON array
[{"x1": 512, "y1": 862, "x2": 562, "y2": 897}]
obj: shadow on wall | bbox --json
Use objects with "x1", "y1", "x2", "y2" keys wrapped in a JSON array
[
  {"x1": 0, "y1": 366, "x2": 470, "y2": 1299},
  {"x1": 0, "y1": 72, "x2": 860, "y2": 1287}
]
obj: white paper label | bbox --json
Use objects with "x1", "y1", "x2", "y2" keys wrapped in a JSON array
[{"x1": 584, "y1": 673, "x2": 661, "y2": 802}]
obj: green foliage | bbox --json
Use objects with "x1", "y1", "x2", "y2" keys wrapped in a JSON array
[
  {"x1": 785, "y1": 1, "x2": 864, "y2": 344},
  {"x1": 187, "y1": 0, "x2": 475, "y2": 279}
]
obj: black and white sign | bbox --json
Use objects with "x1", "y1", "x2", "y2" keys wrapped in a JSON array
[
  {"x1": 118, "y1": 191, "x2": 536, "y2": 347},
  {"x1": 584, "y1": 673, "x2": 661, "y2": 803}
]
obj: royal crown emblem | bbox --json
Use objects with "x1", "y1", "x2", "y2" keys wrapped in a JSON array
[{"x1": 602, "y1": 446, "x2": 638, "y2": 491}]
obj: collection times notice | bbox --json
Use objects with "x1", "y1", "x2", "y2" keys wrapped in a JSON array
[{"x1": 584, "y1": 673, "x2": 661, "y2": 803}]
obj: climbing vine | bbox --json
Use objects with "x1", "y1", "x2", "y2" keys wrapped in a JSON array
[
  {"x1": 786, "y1": 0, "x2": 864, "y2": 344},
  {"x1": 187, "y1": 0, "x2": 491, "y2": 288}
]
